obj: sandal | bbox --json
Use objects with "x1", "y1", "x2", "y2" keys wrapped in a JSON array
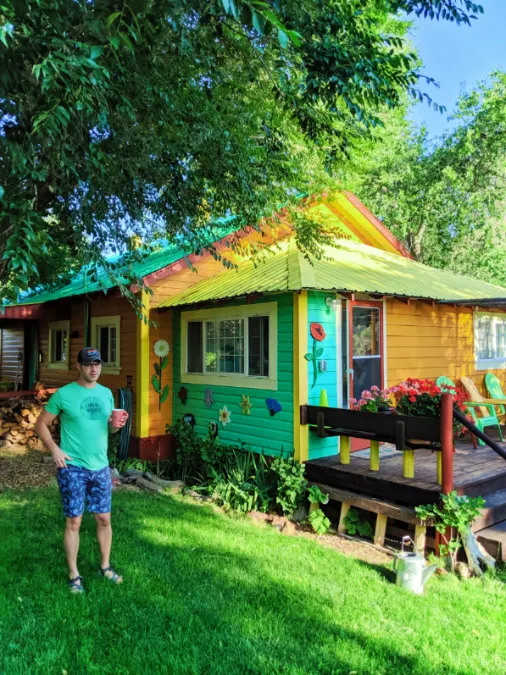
[
  {"x1": 68, "y1": 575, "x2": 85, "y2": 594},
  {"x1": 100, "y1": 566, "x2": 123, "y2": 584}
]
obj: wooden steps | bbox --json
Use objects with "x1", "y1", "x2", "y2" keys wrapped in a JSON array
[
  {"x1": 471, "y1": 489, "x2": 506, "y2": 561},
  {"x1": 476, "y1": 520, "x2": 506, "y2": 562},
  {"x1": 472, "y1": 488, "x2": 506, "y2": 532}
]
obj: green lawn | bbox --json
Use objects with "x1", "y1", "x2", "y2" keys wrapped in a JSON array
[{"x1": 1, "y1": 488, "x2": 506, "y2": 675}]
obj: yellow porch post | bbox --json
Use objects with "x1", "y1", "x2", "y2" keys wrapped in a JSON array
[
  {"x1": 293, "y1": 291, "x2": 309, "y2": 463},
  {"x1": 136, "y1": 289, "x2": 150, "y2": 439}
]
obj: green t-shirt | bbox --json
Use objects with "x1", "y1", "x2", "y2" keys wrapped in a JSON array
[{"x1": 45, "y1": 382, "x2": 114, "y2": 471}]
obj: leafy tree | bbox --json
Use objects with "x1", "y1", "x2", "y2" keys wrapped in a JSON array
[
  {"x1": 345, "y1": 71, "x2": 506, "y2": 286},
  {"x1": 0, "y1": 0, "x2": 484, "y2": 303}
]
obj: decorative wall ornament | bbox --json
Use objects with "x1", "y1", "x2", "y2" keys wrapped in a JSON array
[
  {"x1": 177, "y1": 386, "x2": 188, "y2": 404},
  {"x1": 218, "y1": 405, "x2": 231, "y2": 427},
  {"x1": 305, "y1": 323, "x2": 326, "y2": 389},
  {"x1": 266, "y1": 398, "x2": 282, "y2": 416},
  {"x1": 209, "y1": 421, "x2": 218, "y2": 438},
  {"x1": 183, "y1": 413, "x2": 196, "y2": 427},
  {"x1": 240, "y1": 394, "x2": 252, "y2": 415},
  {"x1": 204, "y1": 388, "x2": 214, "y2": 408},
  {"x1": 151, "y1": 339, "x2": 170, "y2": 409},
  {"x1": 310, "y1": 323, "x2": 326, "y2": 341}
]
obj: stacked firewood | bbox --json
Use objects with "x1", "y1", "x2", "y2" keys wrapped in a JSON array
[{"x1": 0, "y1": 383, "x2": 59, "y2": 448}]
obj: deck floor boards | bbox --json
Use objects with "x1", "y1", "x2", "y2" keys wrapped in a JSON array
[{"x1": 305, "y1": 440, "x2": 506, "y2": 506}]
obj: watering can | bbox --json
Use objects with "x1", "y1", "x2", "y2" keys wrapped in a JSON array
[{"x1": 393, "y1": 536, "x2": 437, "y2": 594}]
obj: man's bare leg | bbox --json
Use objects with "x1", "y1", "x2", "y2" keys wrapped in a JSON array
[
  {"x1": 95, "y1": 512, "x2": 122, "y2": 583},
  {"x1": 64, "y1": 516, "x2": 82, "y2": 584}
]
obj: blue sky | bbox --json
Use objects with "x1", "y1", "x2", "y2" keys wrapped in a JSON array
[{"x1": 408, "y1": 0, "x2": 506, "y2": 136}]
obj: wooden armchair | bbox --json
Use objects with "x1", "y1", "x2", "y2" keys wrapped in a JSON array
[
  {"x1": 436, "y1": 376, "x2": 504, "y2": 447},
  {"x1": 460, "y1": 376, "x2": 505, "y2": 445}
]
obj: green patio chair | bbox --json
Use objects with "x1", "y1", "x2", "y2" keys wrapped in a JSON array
[
  {"x1": 460, "y1": 377, "x2": 504, "y2": 446},
  {"x1": 436, "y1": 376, "x2": 503, "y2": 447},
  {"x1": 484, "y1": 372, "x2": 506, "y2": 416}
]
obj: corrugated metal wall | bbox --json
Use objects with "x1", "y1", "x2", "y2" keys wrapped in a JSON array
[{"x1": 0, "y1": 326, "x2": 24, "y2": 384}]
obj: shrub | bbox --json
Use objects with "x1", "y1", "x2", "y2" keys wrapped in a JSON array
[
  {"x1": 270, "y1": 455, "x2": 308, "y2": 517},
  {"x1": 415, "y1": 491, "x2": 485, "y2": 571},
  {"x1": 308, "y1": 485, "x2": 331, "y2": 535},
  {"x1": 343, "y1": 508, "x2": 373, "y2": 538}
]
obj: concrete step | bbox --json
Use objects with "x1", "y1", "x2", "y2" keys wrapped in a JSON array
[
  {"x1": 476, "y1": 519, "x2": 506, "y2": 562},
  {"x1": 472, "y1": 487, "x2": 506, "y2": 532}
]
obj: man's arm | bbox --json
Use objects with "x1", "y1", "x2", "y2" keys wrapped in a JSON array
[{"x1": 34, "y1": 410, "x2": 73, "y2": 468}]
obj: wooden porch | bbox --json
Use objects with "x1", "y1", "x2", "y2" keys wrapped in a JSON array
[
  {"x1": 306, "y1": 440, "x2": 506, "y2": 559},
  {"x1": 301, "y1": 402, "x2": 506, "y2": 559},
  {"x1": 305, "y1": 440, "x2": 506, "y2": 507}
]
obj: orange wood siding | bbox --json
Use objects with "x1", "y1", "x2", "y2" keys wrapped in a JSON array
[
  {"x1": 148, "y1": 224, "x2": 292, "y2": 307},
  {"x1": 386, "y1": 300, "x2": 506, "y2": 392},
  {"x1": 38, "y1": 294, "x2": 140, "y2": 435},
  {"x1": 148, "y1": 310, "x2": 173, "y2": 437}
]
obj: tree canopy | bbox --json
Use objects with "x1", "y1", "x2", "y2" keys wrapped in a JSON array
[
  {"x1": 344, "y1": 71, "x2": 506, "y2": 286},
  {"x1": 0, "y1": 0, "x2": 484, "y2": 303}
]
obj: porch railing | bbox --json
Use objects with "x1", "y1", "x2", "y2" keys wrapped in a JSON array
[{"x1": 300, "y1": 393, "x2": 458, "y2": 492}]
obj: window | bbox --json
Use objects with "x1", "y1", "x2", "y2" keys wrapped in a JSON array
[
  {"x1": 475, "y1": 312, "x2": 506, "y2": 369},
  {"x1": 181, "y1": 303, "x2": 277, "y2": 390},
  {"x1": 91, "y1": 316, "x2": 121, "y2": 374},
  {"x1": 48, "y1": 321, "x2": 70, "y2": 369}
]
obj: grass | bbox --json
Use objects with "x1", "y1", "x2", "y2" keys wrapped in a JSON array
[{"x1": 1, "y1": 487, "x2": 506, "y2": 675}]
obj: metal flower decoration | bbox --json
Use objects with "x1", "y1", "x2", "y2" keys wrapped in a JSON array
[
  {"x1": 240, "y1": 394, "x2": 252, "y2": 415},
  {"x1": 305, "y1": 324, "x2": 325, "y2": 389},
  {"x1": 266, "y1": 398, "x2": 282, "y2": 416},
  {"x1": 310, "y1": 323, "x2": 326, "y2": 341},
  {"x1": 152, "y1": 340, "x2": 170, "y2": 409},
  {"x1": 153, "y1": 339, "x2": 170, "y2": 358},
  {"x1": 204, "y1": 388, "x2": 214, "y2": 408},
  {"x1": 218, "y1": 405, "x2": 231, "y2": 427}
]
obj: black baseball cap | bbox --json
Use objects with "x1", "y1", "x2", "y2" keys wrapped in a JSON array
[{"x1": 78, "y1": 347, "x2": 103, "y2": 364}]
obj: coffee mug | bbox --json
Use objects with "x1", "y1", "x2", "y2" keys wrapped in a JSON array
[{"x1": 111, "y1": 408, "x2": 129, "y2": 427}]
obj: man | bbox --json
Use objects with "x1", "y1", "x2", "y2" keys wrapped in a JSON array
[{"x1": 35, "y1": 347, "x2": 128, "y2": 594}]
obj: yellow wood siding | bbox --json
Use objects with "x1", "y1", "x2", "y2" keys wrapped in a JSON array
[{"x1": 386, "y1": 300, "x2": 506, "y2": 392}]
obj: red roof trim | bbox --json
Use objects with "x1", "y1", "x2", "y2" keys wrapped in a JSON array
[
  {"x1": 1, "y1": 304, "x2": 43, "y2": 319},
  {"x1": 342, "y1": 191, "x2": 413, "y2": 259}
]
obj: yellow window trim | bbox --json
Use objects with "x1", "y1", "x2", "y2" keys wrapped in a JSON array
[
  {"x1": 48, "y1": 320, "x2": 70, "y2": 370},
  {"x1": 91, "y1": 315, "x2": 121, "y2": 374},
  {"x1": 181, "y1": 302, "x2": 278, "y2": 391}
]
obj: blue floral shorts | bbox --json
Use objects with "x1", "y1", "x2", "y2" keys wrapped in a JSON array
[{"x1": 57, "y1": 465, "x2": 112, "y2": 518}]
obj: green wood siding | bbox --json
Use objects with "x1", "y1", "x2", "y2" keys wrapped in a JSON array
[
  {"x1": 307, "y1": 291, "x2": 340, "y2": 460},
  {"x1": 172, "y1": 294, "x2": 294, "y2": 456}
]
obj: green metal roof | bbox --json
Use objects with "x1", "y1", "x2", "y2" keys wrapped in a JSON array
[
  {"x1": 157, "y1": 238, "x2": 506, "y2": 308},
  {"x1": 14, "y1": 220, "x2": 238, "y2": 306}
]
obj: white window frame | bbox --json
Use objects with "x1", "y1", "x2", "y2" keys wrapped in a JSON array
[
  {"x1": 181, "y1": 302, "x2": 277, "y2": 390},
  {"x1": 474, "y1": 311, "x2": 506, "y2": 370},
  {"x1": 91, "y1": 315, "x2": 121, "y2": 375},
  {"x1": 48, "y1": 320, "x2": 70, "y2": 370}
]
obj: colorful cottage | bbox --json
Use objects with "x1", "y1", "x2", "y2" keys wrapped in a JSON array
[{"x1": 4, "y1": 192, "x2": 506, "y2": 463}]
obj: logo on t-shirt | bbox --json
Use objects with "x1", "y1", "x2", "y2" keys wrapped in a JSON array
[{"x1": 80, "y1": 396, "x2": 105, "y2": 420}]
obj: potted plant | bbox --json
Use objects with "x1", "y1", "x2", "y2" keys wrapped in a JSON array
[
  {"x1": 349, "y1": 385, "x2": 393, "y2": 413},
  {"x1": 388, "y1": 378, "x2": 469, "y2": 437}
]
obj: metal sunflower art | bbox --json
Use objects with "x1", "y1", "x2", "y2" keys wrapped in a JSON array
[{"x1": 151, "y1": 340, "x2": 170, "y2": 409}]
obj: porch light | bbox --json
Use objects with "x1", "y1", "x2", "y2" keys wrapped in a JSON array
[{"x1": 325, "y1": 297, "x2": 338, "y2": 311}]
